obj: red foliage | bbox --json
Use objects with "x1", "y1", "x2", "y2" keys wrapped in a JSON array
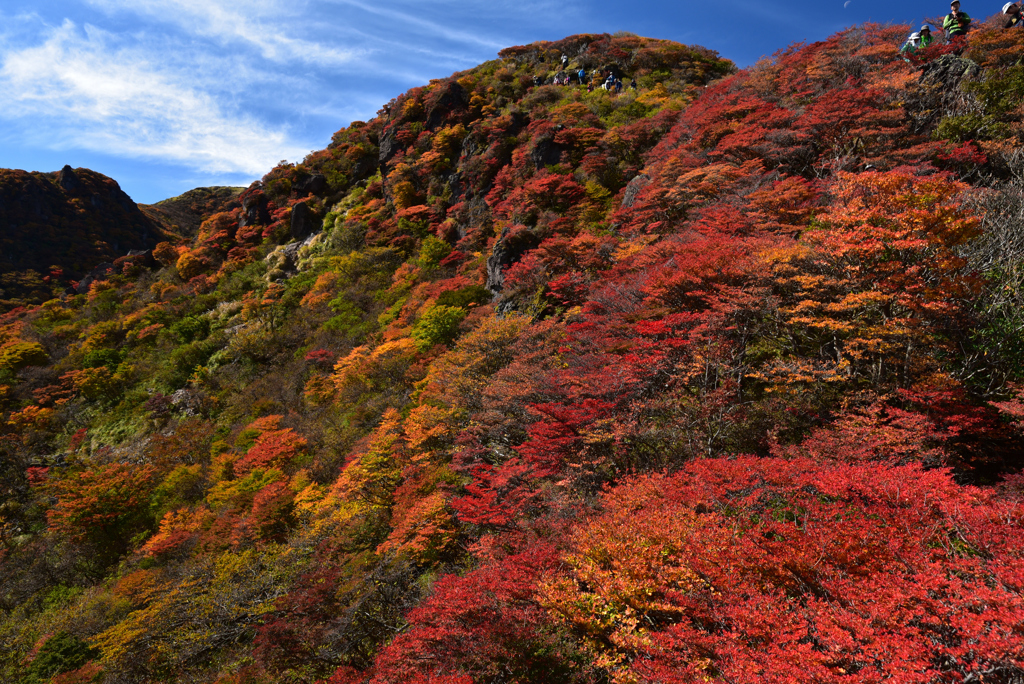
[
  {"x1": 44, "y1": 462, "x2": 158, "y2": 555},
  {"x1": 234, "y1": 428, "x2": 308, "y2": 475},
  {"x1": 542, "y1": 456, "x2": 1024, "y2": 683},
  {"x1": 353, "y1": 547, "x2": 598, "y2": 684}
]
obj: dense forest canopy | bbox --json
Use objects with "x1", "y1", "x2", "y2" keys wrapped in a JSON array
[{"x1": 2, "y1": 24, "x2": 1024, "y2": 684}]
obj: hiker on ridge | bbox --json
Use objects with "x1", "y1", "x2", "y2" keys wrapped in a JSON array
[
  {"x1": 1002, "y1": 2, "x2": 1023, "y2": 27},
  {"x1": 900, "y1": 31, "x2": 922, "y2": 59},
  {"x1": 943, "y1": 1, "x2": 971, "y2": 39},
  {"x1": 919, "y1": 25, "x2": 935, "y2": 46}
]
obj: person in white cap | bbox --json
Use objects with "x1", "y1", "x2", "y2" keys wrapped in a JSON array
[
  {"x1": 900, "y1": 31, "x2": 923, "y2": 59},
  {"x1": 1002, "y1": 2, "x2": 1023, "y2": 28}
]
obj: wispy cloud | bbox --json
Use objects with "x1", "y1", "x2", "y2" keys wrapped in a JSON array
[
  {"x1": 0, "y1": 19, "x2": 312, "y2": 175},
  {"x1": 84, "y1": 0, "x2": 367, "y2": 66},
  {"x1": 324, "y1": 0, "x2": 511, "y2": 50}
]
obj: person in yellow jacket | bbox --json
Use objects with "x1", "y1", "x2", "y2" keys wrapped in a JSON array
[{"x1": 943, "y1": 1, "x2": 971, "y2": 39}]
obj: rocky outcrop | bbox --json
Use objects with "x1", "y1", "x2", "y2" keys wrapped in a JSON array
[
  {"x1": 905, "y1": 54, "x2": 982, "y2": 134},
  {"x1": 74, "y1": 262, "x2": 116, "y2": 294},
  {"x1": 238, "y1": 190, "x2": 270, "y2": 230},
  {"x1": 379, "y1": 128, "x2": 399, "y2": 165},
  {"x1": 57, "y1": 165, "x2": 80, "y2": 192},
  {"x1": 621, "y1": 174, "x2": 650, "y2": 209},
  {"x1": 426, "y1": 80, "x2": 468, "y2": 130},
  {"x1": 921, "y1": 54, "x2": 981, "y2": 86},
  {"x1": 530, "y1": 129, "x2": 566, "y2": 169},
  {"x1": 486, "y1": 225, "x2": 541, "y2": 293},
  {"x1": 293, "y1": 173, "x2": 328, "y2": 197}
]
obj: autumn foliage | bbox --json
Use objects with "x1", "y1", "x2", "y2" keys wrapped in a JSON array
[{"x1": 2, "y1": 25, "x2": 1024, "y2": 684}]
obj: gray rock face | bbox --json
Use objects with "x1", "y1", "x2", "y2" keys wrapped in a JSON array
[
  {"x1": 486, "y1": 226, "x2": 541, "y2": 292},
  {"x1": 621, "y1": 174, "x2": 650, "y2": 209},
  {"x1": 264, "y1": 233, "x2": 321, "y2": 279},
  {"x1": 379, "y1": 128, "x2": 399, "y2": 165},
  {"x1": 126, "y1": 249, "x2": 157, "y2": 268},
  {"x1": 290, "y1": 202, "x2": 318, "y2": 241},
  {"x1": 351, "y1": 153, "x2": 378, "y2": 182},
  {"x1": 170, "y1": 388, "x2": 203, "y2": 417},
  {"x1": 905, "y1": 54, "x2": 982, "y2": 134},
  {"x1": 75, "y1": 262, "x2": 116, "y2": 294},
  {"x1": 530, "y1": 131, "x2": 565, "y2": 169}
]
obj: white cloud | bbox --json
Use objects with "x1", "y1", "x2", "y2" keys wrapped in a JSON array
[
  {"x1": 84, "y1": 0, "x2": 366, "y2": 66},
  {"x1": 0, "y1": 19, "x2": 312, "y2": 175}
]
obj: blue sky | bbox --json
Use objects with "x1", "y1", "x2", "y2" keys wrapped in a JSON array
[{"x1": 0, "y1": 0, "x2": 974, "y2": 204}]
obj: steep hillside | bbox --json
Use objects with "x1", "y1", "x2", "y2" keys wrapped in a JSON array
[
  {"x1": 0, "y1": 166, "x2": 166, "y2": 311},
  {"x1": 140, "y1": 187, "x2": 246, "y2": 241},
  {"x1": 2, "y1": 28, "x2": 1024, "y2": 684}
]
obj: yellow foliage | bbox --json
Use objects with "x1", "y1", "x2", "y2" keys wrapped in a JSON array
[
  {"x1": 92, "y1": 547, "x2": 290, "y2": 673},
  {"x1": 332, "y1": 408, "x2": 405, "y2": 508},
  {"x1": 391, "y1": 180, "x2": 418, "y2": 210},
  {"x1": 538, "y1": 476, "x2": 715, "y2": 681},
  {"x1": 331, "y1": 339, "x2": 418, "y2": 394}
]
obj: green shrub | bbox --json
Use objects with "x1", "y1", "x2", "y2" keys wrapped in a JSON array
[
  {"x1": 165, "y1": 338, "x2": 220, "y2": 388},
  {"x1": 171, "y1": 316, "x2": 211, "y2": 343},
  {"x1": 411, "y1": 305, "x2": 466, "y2": 351},
  {"x1": 323, "y1": 298, "x2": 374, "y2": 340},
  {"x1": 20, "y1": 632, "x2": 98, "y2": 684},
  {"x1": 81, "y1": 348, "x2": 122, "y2": 369},
  {"x1": 436, "y1": 285, "x2": 492, "y2": 309},
  {"x1": 0, "y1": 342, "x2": 48, "y2": 371},
  {"x1": 417, "y1": 236, "x2": 453, "y2": 269}
]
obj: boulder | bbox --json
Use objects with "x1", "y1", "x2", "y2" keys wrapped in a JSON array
[
  {"x1": 293, "y1": 173, "x2": 328, "y2": 197},
  {"x1": 290, "y1": 203, "x2": 319, "y2": 241}
]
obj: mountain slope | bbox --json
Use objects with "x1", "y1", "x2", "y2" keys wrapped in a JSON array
[
  {"x1": 140, "y1": 186, "x2": 246, "y2": 241},
  {"x1": 0, "y1": 166, "x2": 165, "y2": 311},
  {"x1": 1, "y1": 28, "x2": 1024, "y2": 684}
]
